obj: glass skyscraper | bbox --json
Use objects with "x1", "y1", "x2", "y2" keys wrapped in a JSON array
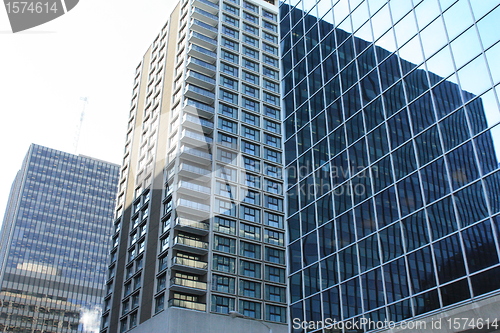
[
  {"x1": 0, "y1": 144, "x2": 119, "y2": 333},
  {"x1": 281, "y1": 0, "x2": 500, "y2": 331}
]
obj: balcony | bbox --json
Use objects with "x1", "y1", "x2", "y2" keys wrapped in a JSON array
[
  {"x1": 179, "y1": 181, "x2": 210, "y2": 194},
  {"x1": 186, "y1": 70, "x2": 216, "y2": 90},
  {"x1": 174, "y1": 217, "x2": 209, "y2": 235},
  {"x1": 178, "y1": 145, "x2": 212, "y2": 163},
  {"x1": 191, "y1": 0, "x2": 219, "y2": 14},
  {"x1": 173, "y1": 235, "x2": 209, "y2": 254},
  {"x1": 191, "y1": 7, "x2": 218, "y2": 25},
  {"x1": 169, "y1": 298, "x2": 206, "y2": 312},
  {"x1": 171, "y1": 145, "x2": 211, "y2": 164},
  {"x1": 172, "y1": 256, "x2": 208, "y2": 274},
  {"x1": 186, "y1": 57, "x2": 216, "y2": 77},
  {"x1": 170, "y1": 278, "x2": 207, "y2": 294},
  {"x1": 188, "y1": 31, "x2": 218, "y2": 51},
  {"x1": 184, "y1": 99, "x2": 215, "y2": 119},
  {"x1": 185, "y1": 83, "x2": 215, "y2": 104},
  {"x1": 170, "y1": 277, "x2": 207, "y2": 295},
  {"x1": 176, "y1": 197, "x2": 210, "y2": 211},
  {"x1": 178, "y1": 163, "x2": 212, "y2": 182},
  {"x1": 178, "y1": 181, "x2": 211, "y2": 199},
  {"x1": 182, "y1": 113, "x2": 214, "y2": 133},
  {"x1": 190, "y1": 19, "x2": 218, "y2": 39},
  {"x1": 180, "y1": 129, "x2": 213, "y2": 146},
  {"x1": 176, "y1": 198, "x2": 210, "y2": 219},
  {"x1": 187, "y1": 45, "x2": 217, "y2": 64}
]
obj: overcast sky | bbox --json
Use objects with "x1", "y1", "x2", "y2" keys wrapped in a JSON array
[{"x1": 0, "y1": 0, "x2": 177, "y2": 223}]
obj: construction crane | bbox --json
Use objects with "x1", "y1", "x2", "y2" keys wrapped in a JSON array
[{"x1": 73, "y1": 97, "x2": 88, "y2": 154}]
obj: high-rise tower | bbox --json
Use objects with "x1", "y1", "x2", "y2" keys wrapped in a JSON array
[
  {"x1": 281, "y1": 0, "x2": 500, "y2": 331},
  {"x1": 0, "y1": 144, "x2": 119, "y2": 333},
  {"x1": 102, "y1": 0, "x2": 287, "y2": 332}
]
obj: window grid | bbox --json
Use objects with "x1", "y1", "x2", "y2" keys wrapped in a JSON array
[{"x1": 282, "y1": 0, "x2": 500, "y2": 326}]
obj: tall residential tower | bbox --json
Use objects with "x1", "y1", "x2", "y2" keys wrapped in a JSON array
[
  {"x1": 101, "y1": 0, "x2": 287, "y2": 332},
  {"x1": 0, "y1": 144, "x2": 119, "y2": 333}
]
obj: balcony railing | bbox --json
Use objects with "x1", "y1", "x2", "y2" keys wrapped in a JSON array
[
  {"x1": 193, "y1": 0, "x2": 219, "y2": 9},
  {"x1": 177, "y1": 198, "x2": 210, "y2": 212},
  {"x1": 184, "y1": 99, "x2": 215, "y2": 116},
  {"x1": 179, "y1": 145, "x2": 212, "y2": 160},
  {"x1": 191, "y1": 0, "x2": 219, "y2": 13},
  {"x1": 170, "y1": 145, "x2": 211, "y2": 163},
  {"x1": 176, "y1": 217, "x2": 209, "y2": 230},
  {"x1": 181, "y1": 129, "x2": 213, "y2": 144},
  {"x1": 185, "y1": 83, "x2": 215, "y2": 98},
  {"x1": 189, "y1": 31, "x2": 218, "y2": 47},
  {"x1": 187, "y1": 57, "x2": 217, "y2": 72},
  {"x1": 191, "y1": 19, "x2": 218, "y2": 33},
  {"x1": 171, "y1": 277, "x2": 207, "y2": 290},
  {"x1": 174, "y1": 216, "x2": 209, "y2": 235},
  {"x1": 178, "y1": 163, "x2": 211, "y2": 177},
  {"x1": 174, "y1": 236, "x2": 209, "y2": 249},
  {"x1": 185, "y1": 84, "x2": 215, "y2": 98},
  {"x1": 190, "y1": 31, "x2": 217, "y2": 46},
  {"x1": 169, "y1": 298, "x2": 206, "y2": 311},
  {"x1": 172, "y1": 256, "x2": 208, "y2": 270},
  {"x1": 191, "y1": 7, "x2": 219, "y2": 22},
  {"x1": 190, "y1": 43, "x2": 217, "y2": 56},
  {"x1": 178, "y1": 181, "x2": 210, "y2": 194},
  {"x1": 186, "y1": 70, "x2": 216, "y2": 85},
  {"x1": 183, "y1": 113, "x2": 214, "y2": 129}
]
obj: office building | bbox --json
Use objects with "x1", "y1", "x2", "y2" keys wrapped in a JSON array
[
  {"x1": 0, "y1": 144, "x2": 119, "y2": 333},
  {"x1": 101, "y1": 0, "x2": 287, "y2": 332},
  {"x1": 281, "y1": 0, "x2": 500, "y2": 331}
]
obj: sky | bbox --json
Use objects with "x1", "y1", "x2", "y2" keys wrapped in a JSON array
[
  {"x1": 1, "y1": 0, "x2": 499, "y2": 225},
  {"x1": 0, "y1": 0, "x2": 177, "y2": 223}
]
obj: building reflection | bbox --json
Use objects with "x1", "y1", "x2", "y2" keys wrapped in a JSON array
[{"x1": 282, "y1": 1, "x2": 500, "y2": 329}]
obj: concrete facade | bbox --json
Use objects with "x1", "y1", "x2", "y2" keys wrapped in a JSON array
[{"x1": 127, "y1": 307, "x2": 286, "y2": 333}]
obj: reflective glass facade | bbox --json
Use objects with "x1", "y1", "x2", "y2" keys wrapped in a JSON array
[
  {"x1": 281, "y1": 0, "x2": 500, "y2": 330},
  {"x1": 0, "y1": 144, "x2": 119, "y2": 332}
]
